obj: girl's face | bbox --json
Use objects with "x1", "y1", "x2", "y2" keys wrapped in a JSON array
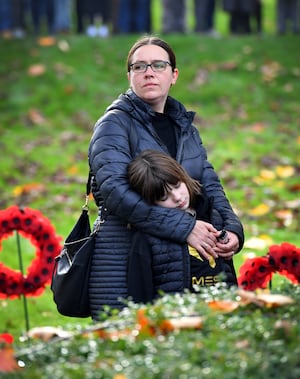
[
  {"x1": 155, "y1": 182, "x2": 190, "y2": 210},
  {"x1": 127, "y1": 44, "x2": 179, "y2": 113}
]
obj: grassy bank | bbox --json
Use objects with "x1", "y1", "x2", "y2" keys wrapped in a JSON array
[{"x1": 0, "y1": 21, "x2": 300, "y2": 339}]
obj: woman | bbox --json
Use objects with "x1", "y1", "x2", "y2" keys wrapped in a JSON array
[
  {"x1": 127, "y1": 150, "x2": 238, "y2": 304},
  {"x1": 88, "y1": 35, "x2": 244, "y2": 320}
]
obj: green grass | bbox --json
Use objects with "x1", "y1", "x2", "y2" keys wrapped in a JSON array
[{"x1": 0, "y1": 0, "x2": 300, "y2": 339}]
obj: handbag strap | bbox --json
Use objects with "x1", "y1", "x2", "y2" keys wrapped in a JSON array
[
  {"x1": 85, "y1": 171, "x2": 109, "y2": 224},
  {"x1": 83, "y1": 171, "x2": 92, "y2": 211}
]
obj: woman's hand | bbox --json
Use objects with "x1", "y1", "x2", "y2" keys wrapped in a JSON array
[
  {"x1": 186, "y1": 220, "x2": 219, "y2": 260},
  {"x1": 214, "y1": 231, "x2": 239, "y2": 260}
]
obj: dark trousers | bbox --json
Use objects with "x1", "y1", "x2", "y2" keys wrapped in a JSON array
[
  {"x1": 30, "y1": 0, "x2": 54, "y2": 35},
  {"x1": 194, "y1": 0, "x2": 216, "y2": 32},
  {"x1": 117, "y1": 0, "x2": 151, "y2": 33}
]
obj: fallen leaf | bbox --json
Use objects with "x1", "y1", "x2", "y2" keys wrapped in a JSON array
[
  {"x1": 37, "y1": 36, "x2": 56, "y2": 46},
  {"x1": 260, "y1": 169, "x2": 276, "y2": 180},
  {"x1": 248, "y1": 203, "x2": 270, "y2": 217},
  {"x1": 237, "y1": 289, "x2": 294, "y2": 308},
  {"x1": 27, "y1": 108, "x2": 47, "y2": 125},
  {"x1": 244, "y1": 235, "x2": 273, "y2": 250},
  {"x1": 275, "y1": 165, "x2": 295, "y2": 178},
  {"x1": 160, "y1": 316, "x2": 203, "y2": 331},
  {"x1": 285, "y1": 198, "x2": 300, "y2": 207},
  {"x1": 208, "y1": 300, "x2": 240, "y2": 312},
  {"x1": 220, "y1": 61, "x2": 238, "y2": 70},
  {"x1": 58, "y1": 39, "x2": 70, "y2": 52},
  {"x1": 256, "y1": 293, "x2": 295, "y2": 307},
  {"x1": 261, "y1": 60, "x2": 282, "y2": 82},
  {"x1": 27, "y1": 326, "x2": 73, "y2": 341},
  {"x1": 13, "y1": 183, "x2": 45, "y2": 197},
  {"x1": 27, "y1": 64, "x2": 46, "y2": 76},
  {"x1": 250, "y1": 122, "x2": 266, "y2": 132},
  {"x1": 275, "y1": 209, "x2": 293, "y2": 226},
  {"x1": 0, "y1": 346, "x2": 20, "y2": 373}
]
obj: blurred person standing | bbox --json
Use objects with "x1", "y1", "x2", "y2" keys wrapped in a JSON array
[
  {"x1": 84, "y1": 0, "x2": 111, "y2": 37},
  {"x1": 252, "y1": 0, "x2": 263, "y2": 34},
  {"x1": 117, "y1": 0, "x2": 151, "y2": 34},
  {"x1": 0, "y1": 0, "x2": 12, "y2": 37},
  {"x1": 11, "y1": 0, "x2": 28, "y2": 38},
  {"x1": 277, "y1": 0, "x2": 299, "y2": 34},
  {"x1": 54, "y1": 0, "x2": 72, "y2": 34},
  {"x1": 30, "y1": 0, "x2": 55, "y2": 35},
  {"x1": 194, "y1": 0, "x2": 219, "y2": 37},
  {"x1": 223, "y1": 0, "x2": 256, "y2": 34},
  {"x1": 162, "y1": 0, "x2": 186, "y2": 33}
]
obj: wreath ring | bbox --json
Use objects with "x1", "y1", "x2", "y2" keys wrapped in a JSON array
[
  {"x1": 238, "y1": 242, "x2": 300, "y2": 291},
  {"x1": 0, "y1": 205, "x2": 62, "y2": 298}
]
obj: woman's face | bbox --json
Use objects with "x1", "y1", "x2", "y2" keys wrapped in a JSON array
[{"x1": 127, "y1": 44, "x2": 179, "y2": 113}]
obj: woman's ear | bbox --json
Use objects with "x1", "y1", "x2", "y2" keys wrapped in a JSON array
[{"x1": 171, "y1": 68, "x2": 179, "y2": 85}]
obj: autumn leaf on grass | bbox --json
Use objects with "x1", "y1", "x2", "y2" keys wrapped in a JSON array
[
  {"x1": 27, "y1": 108, "x2": 47, "y2": 125},
  {"x1": 194, "y1": 69, "x2": 209, "y2": 86},
  {"x1": 261, "y1": 60, "x2": 282, "y2": 82},
  {"x1": 0, "y1": 334, "x2": 19, "y2": 373},
  {"x1": 37, "y1": 36, "x2": 56, "y2": 46},
  {"x1": 27, "y1": 63, "x2": 46, "y2": 76},
  {"x1": 57, "y1": 39, "x2": 70, "y2": 52},
  {"x1": 275, "y1": 165, "x2": 295, "y2": 178},
  {"x1": 237, "y1": 289, "x2": 294, "y2": 308},
  {"x1": 0, "y1": 346, "x2": 20, "y2": 373},
  {"x1": 253, "y1": 169, "x2": 275, "y2": 185},
  {"x1": 13, "y1": 183, "x2": 45, "y2": 197},
  {"x1": 219, "y1": 61, "x2": 238, "y2": 71},
  {"x1": 244, "y1": 235, "x2": 273, "y2": 251},
  {"x1": 208, "y1": 300, "x2": 240, "y2": 312},
  {"x1": 256, "y1": 293, "x2": 295, "y2": 308},
  {"x1": 159, "y1": 316, "x2": 203, "y2": 333},
  {"x1": 250, "y1": 122, "x2": 266, "y2": 133},
  {"x1": 27, "y1": 326, "x2": 73, "y2": 341},
  {"x1": 275, "y1": 209, "x2": 293, "y2": 227},
  {"x1": 248, "y1": 203, "x2": 270, "y2": 217}
]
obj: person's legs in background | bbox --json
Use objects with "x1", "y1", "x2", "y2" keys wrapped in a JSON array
[
  {"x1": 162, "y1": 0, "x2": 186, "y2": 33},
  {"x1": 0, "y1": 0, "x2": 12, "y2": 37},
  {"x1": 54, "y1": 0, "x2": 72, "y2": 34}
]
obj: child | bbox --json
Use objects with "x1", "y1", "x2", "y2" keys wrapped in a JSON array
[{"x1": 127, "y1": 149, "x2": 237, "y2": 303}]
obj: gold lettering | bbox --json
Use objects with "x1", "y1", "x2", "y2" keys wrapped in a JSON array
[{"x1": 192, "y1": 276, "x2": 219, "y2": 286}]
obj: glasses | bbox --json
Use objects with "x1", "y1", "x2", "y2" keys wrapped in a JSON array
[{"x1": 129, "y1": 60, "x2": 171, "y2": 73}]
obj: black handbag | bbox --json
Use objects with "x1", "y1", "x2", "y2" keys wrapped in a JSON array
[{"x1": 51, "y1": 172, "x2": 104, "y2": 318}]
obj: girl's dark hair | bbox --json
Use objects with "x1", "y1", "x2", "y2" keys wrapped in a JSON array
[
  {"x1": 126, "y1": 35, "x2": 176, "y2": 73},
  {"x1": 128, "y1": 150, "x2": 201, "y2": 207}
]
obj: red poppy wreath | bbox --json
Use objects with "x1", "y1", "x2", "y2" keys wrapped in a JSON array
[
  {"x1": 238, "y1": 242, "x2": 300, "y2": 291},
  {"x1": 0, "y1": 205, "x2": 62, "y2": 298}
]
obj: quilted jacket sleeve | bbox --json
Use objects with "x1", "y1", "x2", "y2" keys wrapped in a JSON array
[{"x1": 88, "y1": 111, "x2": 196, "y2": 243}]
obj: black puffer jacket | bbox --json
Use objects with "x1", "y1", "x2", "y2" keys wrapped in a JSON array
[{"x1": 88, "y1": 89, "x2": 244, "y2": 319}]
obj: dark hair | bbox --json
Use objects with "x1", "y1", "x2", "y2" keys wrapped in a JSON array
[
  {"x1": 128, "y1": 150, "x2": 201, "y2": 207},
  {"x1": 126, "y1": 35, "x2": 176, "y2": 73}
]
